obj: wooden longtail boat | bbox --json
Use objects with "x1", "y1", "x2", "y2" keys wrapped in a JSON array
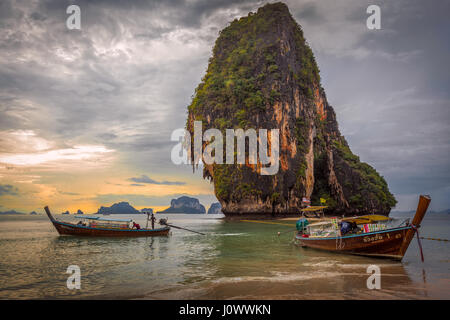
[
  {"x1": 295, "y1": 195, "x2": 431, "y2": 260},
  {"x1": 44, "y1": 206, "x2": 170, "y2": 237}
]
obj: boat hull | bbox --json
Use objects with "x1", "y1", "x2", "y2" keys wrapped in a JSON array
[
  {"x1": 295, "y1": 195, "x2": 431, "y2": 261},
  {"x1": 45, "y1": 206, "x2": 170, "y2": 237},
  {"x1": 295, "y1": 226, "x2": 411, "y2": 260},
  {"x1": 52, "y1": 220, "x2": 170, "y2": 237}
]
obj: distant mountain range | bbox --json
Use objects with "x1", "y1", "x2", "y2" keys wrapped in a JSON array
[
  {"x1": 0, "y1": 210, "x2": 26, "y2": 215},
  {"x1": 0, "y1": 199, "x2": 216, "y2": 215},
  {"x1": 0, "y1": 206, "x2": 448, "y2": 215},
  {"x1": 0, "y1": 210, "x2": 41, "y2": 215}
]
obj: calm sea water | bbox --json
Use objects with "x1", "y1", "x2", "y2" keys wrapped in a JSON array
[{"x1": 0, "y1": 212, "x2": 448, "y2": 299}]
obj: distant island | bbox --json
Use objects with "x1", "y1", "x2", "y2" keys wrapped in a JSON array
[
  {"x1": 157, "y1": 196, "x2": 206, "y2": 214},
  {"x1": 96, "y1": 202, "x2": 142, "y2": 214},
  {"x1": 0, "y1": 210, "x2": 25, "y2": 215},
  {"x1": 207, "y1": 202, "x2": 222, "y2": 214},
  {"x1": 0, "y1": 205, "x2": 449, "y2": 216}
]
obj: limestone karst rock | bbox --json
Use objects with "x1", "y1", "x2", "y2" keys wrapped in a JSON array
[
  {"x1": 186, "y1": 2, "x2": 396, "y2": 216},
  {"x1": 157, "y1": 196, "x2": 206, "y2": 214},
  {"x1": 207, "y1": 202, "x2": 222, "y2": 214},
  {"x1": 97, "y1": 202, "x2": 140, "y2": 214}
]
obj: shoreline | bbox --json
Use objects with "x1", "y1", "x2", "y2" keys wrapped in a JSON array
[{"x1": 222, "y1": 214, "x2": 328, "y2": 222}]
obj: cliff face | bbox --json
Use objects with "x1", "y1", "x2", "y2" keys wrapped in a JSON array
[{"x1": 186, "y1": 2, "x2": 396, "y2": 216}]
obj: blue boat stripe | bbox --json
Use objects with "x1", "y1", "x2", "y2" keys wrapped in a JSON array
[
  {"x1": 296, "y1": 226, "x2": 412, "y2": 240},
  {"x1": 56, "y1": 221, "x2": 168, "y2": 232}
]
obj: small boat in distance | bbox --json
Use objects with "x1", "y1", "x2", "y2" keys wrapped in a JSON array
[
  {"x1": 44, "y1": 206, "x2": 170, "y2": 237},
  {"x1": 294, "y1": 195, "x2": 431, "y2": 261}
]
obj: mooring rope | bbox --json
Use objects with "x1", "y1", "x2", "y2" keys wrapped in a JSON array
[
  {"x1": 240, "y1": 220, "x2": 295, "y2": 227},
  {"x1": 411, "y1": 224, "x2": 424, "y2": 262},
  {"x1": 419, "y1": 236, "x2": 450, "y2": 242}
]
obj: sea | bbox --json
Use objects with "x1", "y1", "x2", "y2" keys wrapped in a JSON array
[{"x1": 0, "y1": 212, "x2": 448, "y2": 299}]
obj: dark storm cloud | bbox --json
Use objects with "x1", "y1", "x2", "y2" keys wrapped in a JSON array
[
  {"x1": 0, "y1": 0, "x2": 448, "y2": 211},
  {"x1": 0, "y1": 0, "x2": 261, "y2": 145},
  {"x1": 285, "y1": 0, "x2": 450, "y2": 210},
  {"x1": 296, "y1": 3, "x2": 321, "y2": 23},
  {"x1": 37, "y1": 0, "x2": 261, "y2": 31},
  {"x1": 128, "y1": 174, "x2": 185, "y2": 185},
  {"x1": 0, "y1": 184, "x2": 19, "y2": 196},
  {"x1": 351, "y1": 0, "x2": 450, "y2": 93}
]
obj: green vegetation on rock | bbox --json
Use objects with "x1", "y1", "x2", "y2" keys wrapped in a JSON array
[
  {"x1": 186, "y1": 2, "x2": 396, "y2": 216},
  {"x1": 187, "y1": 2, "x2": 320, "y2": 131}
]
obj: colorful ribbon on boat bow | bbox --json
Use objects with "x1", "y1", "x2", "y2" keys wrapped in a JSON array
[{"x1": 411, "y1": 224, "x2": 424, "y2": 262}]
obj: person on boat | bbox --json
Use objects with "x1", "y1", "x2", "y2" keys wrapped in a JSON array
[
  {"x1": 339, "y1": 221, "x2": 360, "y2": 235},
  {"x1": 150, "y1": 213, "x2": 156, "y2": 229},
  {"x1": 339, "y1": 221, "x2": 352, "y2": 235},
  {"x1": 133, "y1": 222, "x2": 141, "y2": 230},
  {"x1": 350, "y1": 222, "x2": 360, "y2": 233}
]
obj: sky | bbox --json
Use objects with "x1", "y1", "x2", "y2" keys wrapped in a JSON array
[{"x1": 0, "y1": 0, "x2": 448, "y2": 213}]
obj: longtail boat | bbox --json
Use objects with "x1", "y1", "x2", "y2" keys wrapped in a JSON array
[
  {"x1": 294, "y1": 195, "x2": 431, "y2": 261},
  {"x1": 44, "y1": 206, "x2": 170, "y2": 237}
]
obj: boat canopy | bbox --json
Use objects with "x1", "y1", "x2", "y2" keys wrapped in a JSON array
[
  {"x1": 301, "y1": 206, "x2": 328, "y2": 212},
  {"x1": 75, "y1": 215, "x2": 99, "y2": 220},
  {"x1": 342, "y1": 215, "x2": 390, "y2": 225},
  {"x1": 74, "y1": 215, "x2": 132, "y2": 222},
  {"x1": 307, "y1": 220, "x2": 336, "y2": 228}
]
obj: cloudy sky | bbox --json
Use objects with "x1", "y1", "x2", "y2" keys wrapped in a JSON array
[{"x1": 0, "y1": 0, "x2": 448, "y2": 213}]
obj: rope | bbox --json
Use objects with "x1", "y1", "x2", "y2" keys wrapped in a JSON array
[
  {"x1": 161, "y1": 222, "x2": 206, "y2": 235},
  {"x1": 411, "y1": 224, "x2": 424, "y2": 262},
  {"x1": 336, "y1": 233, "x2": 344, "y2": 250},
  {"x1": 241, "y1": 220, "x2": 295, "y2": 227},
  {"x1": 397, "y1": 218, "x2": 410, "y2": 228},
  {"x1": 420, "y1": 237, "x2": 449, "y2": 242}
]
